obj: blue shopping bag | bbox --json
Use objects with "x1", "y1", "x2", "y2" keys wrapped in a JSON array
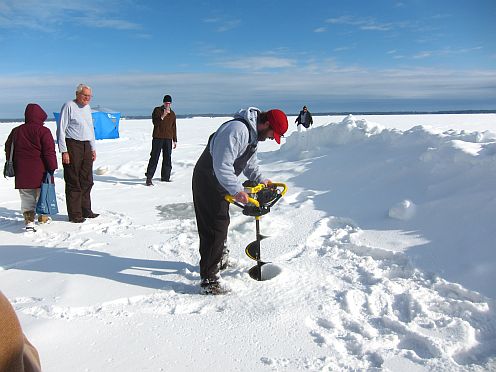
[{"x1": 36, "y1": 172, "x2": 59, "y2": 215}]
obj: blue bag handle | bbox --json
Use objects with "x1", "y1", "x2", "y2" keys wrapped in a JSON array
[{"x1": 44, "y1": 172, "x2": 54, "y2": 184}]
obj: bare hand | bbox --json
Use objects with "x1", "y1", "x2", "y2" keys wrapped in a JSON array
[
  {"x1": 173, "y1": 142, "x2": 177, "y2": 149},
  {"x1": 234, "y1": 191, "x2": 249, "y2": 204},
  {"x1": 62, "y1": 152, "x2": 70, "y2": 164},
  {"x1": 92, "y1": 150, "x2": 97, "y2": 161}
]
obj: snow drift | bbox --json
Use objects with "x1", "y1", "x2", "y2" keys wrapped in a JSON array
[{"x1": 278, "y1": 114, "x2": 496, "y2": 298}]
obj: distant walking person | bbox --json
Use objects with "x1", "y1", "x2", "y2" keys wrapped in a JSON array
[
  {"x1": 4, "y1": 104, "x2": 58, "y2": 232},
  {"x1": 145, "y1": 94, "x2": 177, "y2": 186},
  {"x1": 57, "y1": 84, "x2": 99, "y2": 223},
  {"x1": 295, "y1": 105, "x2": 313, "y2": 132}
]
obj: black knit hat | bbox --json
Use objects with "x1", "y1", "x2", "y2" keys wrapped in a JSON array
[{"x1": 163, "y1": 95, "x2": 172, "y2": 103}]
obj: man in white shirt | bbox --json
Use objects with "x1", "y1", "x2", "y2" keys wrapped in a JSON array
[{"x1": 57, "y1": 84, "x2": 99, "y2": 223}]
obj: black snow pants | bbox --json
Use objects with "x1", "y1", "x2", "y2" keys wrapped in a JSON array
[
  {"x1": 192, "y1": 144, "x2": 230, "y2": 281},
  {"x1": 192, "y1": 121, "x2": 257, "y2": 281},
  {"x1": 145, "y1": 138, "x2": 173, "y2": 181}
]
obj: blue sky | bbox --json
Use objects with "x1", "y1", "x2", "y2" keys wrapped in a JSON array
[{"x1": 0, "y1": 0, "x2": 495, "y2": 118}]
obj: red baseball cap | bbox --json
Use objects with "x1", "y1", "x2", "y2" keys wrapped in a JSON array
[{"x1": 266, "y1": 109, "x2": 288, "y2": 144}]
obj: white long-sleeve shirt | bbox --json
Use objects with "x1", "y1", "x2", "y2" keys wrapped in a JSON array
[{"x1": 57, "y1": 100, "x2": 96, "y2": 153}]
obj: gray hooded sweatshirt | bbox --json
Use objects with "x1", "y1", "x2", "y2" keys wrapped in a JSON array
[{"x1": 209, "y1": 107, "x2": 265, "y2": 195}]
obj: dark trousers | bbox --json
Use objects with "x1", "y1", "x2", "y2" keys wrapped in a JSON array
[
  {"x1": 192, "y1": 148, "x2": 229, "y2": 281},
  {"x1": 63, "y1": 139, "x2": 94, "y2": 219},
  {"x1": 146, "y1": 138, "x2": 172, "y2": 181}
]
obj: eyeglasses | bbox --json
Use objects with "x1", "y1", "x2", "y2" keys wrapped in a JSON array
[{"x1": 79, "y1": 93, "x2": 93, "y2": 98}]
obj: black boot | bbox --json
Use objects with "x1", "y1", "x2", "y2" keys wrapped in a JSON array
[{"x1": 200, "y1": 279, "x2": 230, "y2": 295}]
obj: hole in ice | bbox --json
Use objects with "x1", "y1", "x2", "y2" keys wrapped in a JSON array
[{"x1": 260, "y1": 263, "x2": 282, "y2": 280}]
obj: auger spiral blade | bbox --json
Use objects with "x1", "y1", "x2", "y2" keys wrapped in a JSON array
[
  {"x1": 245, "y1": 234, "x2": 269, "y2": 261},
  {"x1": 245, "y1": 240, "x2": 260, "y2": 261},
  {"x1": 248, "y1": 263, "x2": 263, "y2": 281}
]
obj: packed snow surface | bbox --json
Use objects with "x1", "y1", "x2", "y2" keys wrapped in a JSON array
[{"x1": 1, "y1": 113, "x2": 495, "y2": 371}]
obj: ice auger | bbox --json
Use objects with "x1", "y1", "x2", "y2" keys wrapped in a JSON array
[{"x1": 225, "y1": 181, "x2": 287, "y2": 281}]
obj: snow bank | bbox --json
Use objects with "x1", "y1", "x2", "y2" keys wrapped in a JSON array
[{"x1": 277, "y1": 114, "x2": 496, "y2": 297}]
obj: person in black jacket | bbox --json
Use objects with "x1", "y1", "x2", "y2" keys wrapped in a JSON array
[{"x1": 295, "y1": 105, "x2": 313, "y2": 132}]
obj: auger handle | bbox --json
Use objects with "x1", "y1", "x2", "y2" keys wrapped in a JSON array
[
  {"x1": 224, "y1": 182, "x2": 287, "y2": 210},
  {"x1": 269, "y1": 182, "x2": 288, "y2": 196},
  {"x1": 225, "y1": 194, "x2": 260, "y2": 208}
]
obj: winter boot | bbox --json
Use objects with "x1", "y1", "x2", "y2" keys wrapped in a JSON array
[
  {"x1": 23, "y1": 211, "x2": 36, "y2": 232},
  {"x1": 38, "y1": 214, "x2": 52, "y2": 224},
  {"x1": 200, "y1": 279, "x2": 230, "y2": 295},
  {"x1": 146, "y1": 178, "x2": 153, "y2": 186}
]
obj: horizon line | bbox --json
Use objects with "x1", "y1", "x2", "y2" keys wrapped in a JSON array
[{"x1": 1, "y1": 109, "x2": 495, "y2": 123}]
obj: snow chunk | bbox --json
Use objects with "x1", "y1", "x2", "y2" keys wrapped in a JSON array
[
  {"x1": 388, "y1": 199, "x2": 417, "y2": 220},
  {"x1": 95, "y1": 166, "x2": 109, "y2": 175}
]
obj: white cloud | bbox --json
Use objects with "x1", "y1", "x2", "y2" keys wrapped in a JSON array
[
  {"x1": 325, "y1": 15, "x2": 439, "y2": 35},
  {"x1": 0, "y1": 0, "x2": 142, "y2": 32},
  {"x1": 216, "y1": 56, "x2": 295, "y2": 71},
  {"x1": 360, "y1": 24, "x2": 392, "y2": 31},
  {"x1": 314, "y1": 27, "x2": 327, "y2": 33},
  {"x1": 202, "y1": 14, "x2": 241, "y2": 32},
  {"x1": 333, "y1": 46, "x2": 353, "y2": 52},
  {"x1": 1, "y1": 67, "x2": 494, "y2": 117},
  {"x1": 414, "y1": 51, "x2": 432, "y2": 59},
  {"x1": 413, "y1": 46, "x2": 483, "y2": 59},
  {"x1": 217, "y1": 19, "x2": 241, "y2": 32},
  {"x1": 80, "y1": 18, "x2": 141, "y2": 30},
  {"x1": 326, "y1": 16, "x2": 393, "y2": 31},
  {"x1": 203, "y1": 17, "x2": 221, "y2": 23},
  {"x1": 196, "y1": 43, "x2": 227, "y2": 56},
  {"x1": 430, "y1": 13, "x2": 452, "y2": 20},
  {"x1": 439, "y1": 46, "x2": 483, "y2": 55}
]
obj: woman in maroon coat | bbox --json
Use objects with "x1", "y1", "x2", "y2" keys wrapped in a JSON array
[{"x1": 4, "y1": 104, "x2": 58, "y2": 231}]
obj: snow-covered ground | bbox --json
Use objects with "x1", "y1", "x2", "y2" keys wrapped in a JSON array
[{"x1": 1, "y1": 113, "x2": 495, "y2": 371}]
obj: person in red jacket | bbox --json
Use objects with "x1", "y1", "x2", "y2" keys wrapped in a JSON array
[{"x1": 4, "y1": 103, "x2": 58, "y2": 232}]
